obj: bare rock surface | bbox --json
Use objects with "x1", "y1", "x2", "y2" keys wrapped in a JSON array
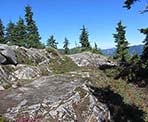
[
  {"x1": 68, "y1": 52, "x2": 117, "y2": 68},
  {"x1": 0, "y1": 85, "x2": 4, "y2": 90},
  {"x1": 11, "y1": 65, "x2": 41, "y2": 80},
  {"x1": 0, "y1": 44, "x2": 17, "y2": 65},
  {"x1": 0, "y1": 45, "x2": 56, "y2": 88},
  {"x1": 0, "y1": 45, "x2": 114, "y2": 121},
  {"x1": 0, "y1": 74, "x2": 110, "y2": 122}
]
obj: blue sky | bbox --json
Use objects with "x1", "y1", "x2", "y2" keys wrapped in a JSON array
[{"x1": 0, "y1": 0, "x2": 148, "y2": 49}]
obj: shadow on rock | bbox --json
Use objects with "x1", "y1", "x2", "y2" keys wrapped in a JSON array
[{"x1": 88, "y1": 85, "x2": 145, "y2": 122}]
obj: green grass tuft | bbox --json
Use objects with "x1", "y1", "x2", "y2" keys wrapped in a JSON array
[{"x1": 49, "y1": 56, "x2": 78, "y2": 74}]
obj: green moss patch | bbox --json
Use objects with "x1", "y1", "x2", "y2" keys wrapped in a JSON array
[{"x1": 49, "y1": 56, "x2": 78, "y2": 74}]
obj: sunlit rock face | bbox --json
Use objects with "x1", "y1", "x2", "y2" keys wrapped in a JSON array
[
  {"x1": 0, "y1": 45, "x2": 113, "y2": 122},
  {"x1": 68, "y1": 52, "x2": 117, "y2": 69},
  {"x1": 0, "y1": 45, "x2": 54, "y2": 89},
  {"x1": 1, "y1": 75, "x2": 110, "y2": 122},
  {"x1": 0, "y1": 44, "x2": 17, "y2": 65}
]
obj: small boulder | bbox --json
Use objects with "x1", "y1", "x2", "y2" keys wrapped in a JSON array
[
  {"x1": 0, "y1": 85, "x2": 5, "y2": 91},
  {"x1": 0, "y1": 44, "x2": 17, "y2": 65}
]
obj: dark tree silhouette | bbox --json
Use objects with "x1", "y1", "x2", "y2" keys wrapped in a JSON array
[
  {"x1": 124, "y1": 0, "x2": 148, "y2": 13},
  {"x1": 63, "y1": 37, "x2": 70, "y2": 54},
  {"x1": 5, "y1": 21, "x2": 16, "y2": 44},
  {"x1": 15, "y1": 17, "x2": 27, "y2": 46},
  {"x1": 0, "y1": 19, "x2": 5, "y2": 44},
  {"x1": 79, "y1": 25, "x2": 91, "y2": 50},
  {"x1": 25, "y1": 5, "x2": 42, "y2": 48},
  {"x1": 47, "y1": 35, "x2": 58, "y2": 49},
  {"x1": 113, "y1": 21, "x2": 129, "y2": 63}
]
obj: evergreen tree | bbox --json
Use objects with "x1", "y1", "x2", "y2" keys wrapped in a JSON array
[
  {"x1": 92, "y1": 42, "x2": 102, "y2": 54},
  {"x1": 25, "y1": 5, "x2": 42, "y2": 48},
  {"x1": 140, "y1": 28, "x2": 148, "y2": 63},
  {"x1": 127, "y1": 54, "x2": 140, "y2": 81},
  {"x1": 0, "y1": 19, "x2": 5, "y2": 44},
  {"x1": 63, "y1": 37, "x2": 70, "y2": 54},
  {"x1": 47, "y1": 35, "x2": 58, "y2": 49},
  {"x1": 124, "y1": 0, "x2": 148, "y2": 13},
  {"x1": 15, "y1": 17, "x2": 27, "y2": 46},
  {"x1": 79, "y1": 25, "x2": 91, "y2": 50},
  {"x1": 5, "y1": 21, "x2": 17, "y2": 45},
  {"x1": 123, "y1": 1, "x2": 148, "y2": 85},
  {"x1": 94, "y1": 42, "x2": 98, "y2": 51},
  {"x1": 113, "y1": 21, "x2": 129, "y2": 64},
  {"x1": 123, "y1": 0, "x2": 137, "y2": 9}
]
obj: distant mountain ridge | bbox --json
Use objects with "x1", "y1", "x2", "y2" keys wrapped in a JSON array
[{"x1": 102, "y1": 45, "x2": 144, "y2": 56}]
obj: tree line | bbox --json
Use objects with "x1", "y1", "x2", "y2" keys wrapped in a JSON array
[
  {"x1": 111, "y1": 0, "x2": 148, "y2": 86},
  {"x1": 0, "y1": 5, "x2": 44, "y2": 48},
  {"x1": 0, "y1": 5, "x2": 101, "y2": 54}
]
